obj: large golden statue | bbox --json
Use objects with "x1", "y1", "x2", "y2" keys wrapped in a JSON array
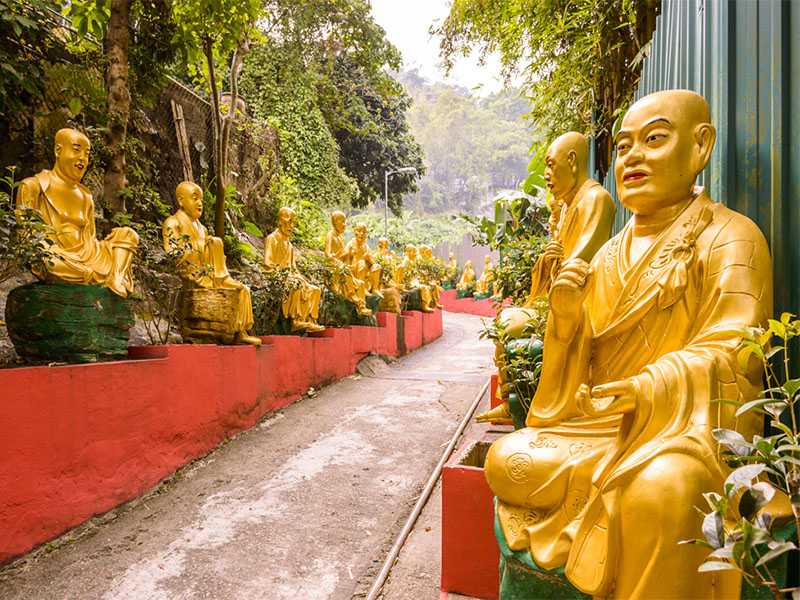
[
  {"x1": 16, "y1": 128, "x2": 139, "y2": 297},
  {"x1": 456, "y1": 260, "x2": 475, "y2": 289},
  {"x1": 324, "y1": 211, "x2": 372, "y2": 316},
  {"x1": 264, "y1": 207, "x2": 324, "y2": 333},
  {"x1": 163, "y1": 181, "x2": 261, "y2": 345},
  {"x1": 344, "y1": 222, "x2": 383, "y2": 299},
  {"x1": 484, "y1": 90, "x2": 772, "y2": 599},
  {"x1": 477, "y1": 132, "x2": 615, "y2": 423},
  {"x1": 474, "y1": 255, "x2": 494, "y2": 296}
]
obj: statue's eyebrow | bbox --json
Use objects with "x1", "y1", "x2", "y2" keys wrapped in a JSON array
[{"x1": 645, "y1": 117, "x2": 671, "y2": 126}]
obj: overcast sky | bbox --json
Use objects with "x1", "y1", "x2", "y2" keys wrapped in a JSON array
[{"x1": 369, "y1": 0, "x2": 507, "y2": 95}]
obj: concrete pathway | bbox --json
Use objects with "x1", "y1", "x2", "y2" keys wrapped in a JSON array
[{"x1": 0, "y1": 312, "x2": 494, "y2": 600}]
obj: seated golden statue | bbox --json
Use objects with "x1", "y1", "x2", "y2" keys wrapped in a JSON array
[
  {"x1": 484, "y1": 90, "x2": 772, "y2": 599},
  {"x1": 418, "y1": 245, "x2": 443, "y2": 308},
  {"x1": 400, "y1": 244, "x2": 435, "y2": 312},
  {"x1": 449, "y1": 252, "x2": 457, "y2": 271},
  {"x1": 474, "y1": 255, "x2": 494, "y2": 295},
  {"x1": 477, "y1": 132, "x2": 615, "y2": 423},
  {"x1": 324, "y1": 211, "x2": 372, "y2": 316},
  {"x1": 456, "y1": 260, "x2": 475, "y2": 289},
  {"x1": 16, "y1": 128, "x2": 139, "y2": 297},
  {"x1": 376, "y1": 237, "x2": 391, "y2": 260},
  {"x1": 163, "y1": 181, "x2": 261, "y2": 345},
  {"x1": 264, "y1": 207, "x2": 324, "y2": 333},
  {"x1": 344, "y1": 222, "x2": 383, "y2": 299}
]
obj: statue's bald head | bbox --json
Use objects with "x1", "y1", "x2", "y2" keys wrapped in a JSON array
[
  {"x1": 331, "y1": 211, "x2": 345, "y2": 225},
  {"x1": 53, "y1": 128, "x2": 91, "y2": 182},
  {"x1": 176, "y1": 181, "x2": 201, "y2": 200},
  {"x1": 544, "y1": 132, "x2": 589, "y2": 201},
  {"x1": 55, "y1": 128, "x2": 89, "y2": 150},
  {"x1": 279, "y1": 206, "x2": 296, "y2": 220},
  {"x1": 615, "y1": 89, "x2": 716, "y2": 214}
]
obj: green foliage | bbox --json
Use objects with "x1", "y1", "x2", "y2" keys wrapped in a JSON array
[
  {"x1": 405, "y1": 257, "x2": 451, "y2": 287},
  {"x1": 433, "y1": 0, "x2": 660, "y2": 179},
  {"x1": 461, "y1": 189, "x2": 549, "y2": 250},
  {"x1": 354, "y1": 210, "x2": 470, "y2": 250},
  {"x1": 250, "y1": 267, "x2": 297, "y2": 336},
  {"x1": 492, "y1": 236, "x2": 548, "y2": 304},
  {"x1": 397, "y1": 71, "x2": 534, "y2": 215},
  {"x1": 683, "y1": 313, "x2": 800, "y2": 597},
  {"x1": 0, "y1": 168, "x2": 60, "y2": 285}
]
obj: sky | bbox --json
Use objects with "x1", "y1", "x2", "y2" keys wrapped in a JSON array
[{"x1": 369, "y1": 0, "x2": 507, "y2": 96}]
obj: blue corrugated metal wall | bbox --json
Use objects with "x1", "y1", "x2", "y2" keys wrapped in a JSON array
[{"x1": 601, "y1": 0, "x2": 800, "y2": 315}]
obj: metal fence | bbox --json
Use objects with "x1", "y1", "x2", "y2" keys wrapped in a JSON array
[{"x1": 598, "y1": 0, "x2": 800, "y2": 315}]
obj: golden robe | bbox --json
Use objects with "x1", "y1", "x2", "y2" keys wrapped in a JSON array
[
  {"x1": 17, "y1": 170, "x2": 139, "y2": 293},
  {"x1": 486, "y1": 189, "x2": 772, "y2": 596},
  {"x1": 163, "y1": 210, "x2": 254, "y2": 332},
  {"x1": 264, "y1": 230, "x2": 320, "y2": 323},
  {"x1": 325, "y1": 230, "x2": 369, "y2": 312}
]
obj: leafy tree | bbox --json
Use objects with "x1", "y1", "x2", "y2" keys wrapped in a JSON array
[
  {"x1": 170, "y1": 0, "x2": 263, "y2": 237},
  {"x1": 433, "y1": 0, "x2": 660, "y2": 179}
]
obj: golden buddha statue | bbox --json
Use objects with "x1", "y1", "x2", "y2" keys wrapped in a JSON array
[
  {"x1": 419, "y1": 245, "x2": 444, "y2": 308},
  {"x1": 399, "y1": 244, "x2": 435, "y2": 312},
  {"x1": 474, "y1": 255, "x2": 494, "y2": 295},
  {"x1": 449, "y1": 252, "x2": 457, "y2": 271},
  {"x1": 344, "y1": 222, "x2": 383, "y2": 299},
  {"x1": 456, "y1": 260, "x2": 475, "y2": 289},
  {"x1": 484, "y1": 90, "x2": 772, "y2": 599},
  {"x1": 376, "y1": 237, "x2": 391, "y2": 260},
  {"x1": 264, "y1": 207, "x2": 324, "y2": 333},
  {"x1": 16, "y1": 128, "x2": 139, "y2": 297},
  {"x1": 477, "y1": 132, "x2": 615, "y2": 423},
  {"x1": 163, "y1": 181, "x2": 261, "y2": 345},
  {"x1": 324, "y1": 211, "x2": 372, "y2": 316}
]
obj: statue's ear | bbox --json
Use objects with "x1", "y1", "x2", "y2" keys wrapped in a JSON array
[
  {"x1": 691, "y1": 123, "x2": 716, "y2": 173},
  {"x1": 568, "y1": 150, "x2": 578, "y2": 173}
]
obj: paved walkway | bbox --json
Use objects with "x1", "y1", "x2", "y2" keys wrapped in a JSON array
[{"x1": 0, "y1": 312, "x2": 495, "y2": 600}]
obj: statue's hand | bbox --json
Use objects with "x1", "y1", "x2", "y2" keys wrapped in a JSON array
[
  {"x1": 549, "y1": 258, "x2": 591, "y2": 324},
  {"x1": 582, "y1": 379, "x2": 639, "y2": 417},
  {"x1": 542, "y1": 240, "x2": 564, "y2": 262}
]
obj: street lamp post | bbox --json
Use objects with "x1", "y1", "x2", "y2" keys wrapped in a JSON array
[{"x1": 384, "y1": 167, "x2": 417, "y2": 237}]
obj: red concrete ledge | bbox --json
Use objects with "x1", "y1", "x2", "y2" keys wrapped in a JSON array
[
  {"x1": 439, "y1": 289, "x2": 504, "y2": 318},
  {"x1": 0, "y1": 309, "x2": 441, "y2": 564}
]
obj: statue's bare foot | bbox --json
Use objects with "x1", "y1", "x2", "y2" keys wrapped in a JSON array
[
  {"x1": 373, "y1": 289, "x2": 384, "y2": 299},
  {"x1": 422, "y1": 306, "x2": 435, "y2": 313},
  {"x1": 358, "y1": 306, "x2": 373, "y2": 316},
  {"x1": 106, "y1": 276, "x2": 128, "y2": 298},
  {"x1": 234, "y1": 331, "x2": 262, "y2": 346},
  {"x1": 304, "y1": 322, "x2": 325, "y2": 332},
  {"x1": 475, "y1": 403, "x2": 512, "y2": 423}
]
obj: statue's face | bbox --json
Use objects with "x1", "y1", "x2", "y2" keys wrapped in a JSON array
[
  {"x1": 406, "y1": 246, "x2": 417, "y2": 260},
  {"x1": 466, "y1": 261, "x2": 472, "y2": 269},
  {"x1": 378, "y1": 239, "x2": 388, "y2": 251},
  {"x1": 421, "y1": 247, "x2": 431, "y2": 259},
  {"x1": 449, "y1": 253, "x2": 454, "y2": 260},
  {"x1": 279, "y1": 210, "x2": 296, "y2": 236},
  {"x1": 544, "y1": 144, "x2": 576, "y2": 199},
  {"x1": 332, "y1": 214, "x2": 345, "y2": 234},
  {"x1": 614, "y1": 95, "x2": 706, "y2": 215},
  {"x1": 55, "y1": 130, "x2": 91, "y2": 182},
  {"x1": 484, "y1": 255, "x2": 490, "y2": 264},
  {"x1": 355, "y1": 224, "x2": 367, "y2": 242},
  {"x1": 177, "y1": 183, "x2": 203, "y2": 220}
]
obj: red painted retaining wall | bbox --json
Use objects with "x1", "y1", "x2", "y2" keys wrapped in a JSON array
[
  {"x1": 0, "y1": 309, "x2": 441, "y2": 564},
  {"x1": 441, "y1": 434, "x2": 500, "y2": 599},
  {"x1": 440, "y1": 289, "x2": 504, "y2": 318}
]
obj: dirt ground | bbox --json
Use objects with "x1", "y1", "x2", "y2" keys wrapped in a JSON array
[{"x1": 0, "y1": 311, "x2": 498, "y2": 600}]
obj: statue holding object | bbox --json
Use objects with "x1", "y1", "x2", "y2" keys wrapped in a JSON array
[
  {"x1": 456, "y1": 260, "x2": 475, "y2": 290},
  {"x1": 485, "y1": 90, "x2": 772, "y2": 599},
  {"x1": 324, "y1": 211, "x2": 372, "y2": 317},
  {"x1": 162, "y1": 181, "x2": 261, "y2": 345},
  {"x1": 344, "y1": 222, "x2": 383, "y2": 299},
  {"x1": 264, "y1": 207, "x2": 325, "y2": 333},
  {"x1": 477, "y1": 132, "x2": 615, "y2": 424}
]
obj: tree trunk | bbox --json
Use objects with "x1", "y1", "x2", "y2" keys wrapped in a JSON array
[{"x1": 104, "y1": 0, "x2": 132, "y2": 216}]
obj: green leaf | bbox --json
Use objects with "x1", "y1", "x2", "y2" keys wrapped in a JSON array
[
  {"x1": 736, "y1": 397, "x2": 784, "y2": 418},
  {"x1": 242, "y1": 221, "x2": 263, "y2": 237},
  {"x1": 738, "y1": 486, "x2": 770, "y2": 521},
  {"x1": 68, "y1": 96, "x2": 83, "y2": 116},
  {"x1": 712, "y1": 429, "x2": 753, "y2": 457},
  {"x1": 755, "y1": 541, "x2": 795, "y2": 567},
  {"x1": 702, "y1": 511, "x2": 724, "y2": 548},
  {"x1": 768, "y1": 319, "x2": 787, "y2": 338},
  {"x1": 698, "y1": 561, "x2": 738, "y2": 573}
]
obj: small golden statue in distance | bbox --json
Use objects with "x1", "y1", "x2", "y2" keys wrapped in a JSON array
[
  {"x1": 419, "y1": 245, "x2": 444, "y2": 308},
  {"x1": 477, "y1": 131, "x2": 616, "y2": 423},
  {"x1": 484, "y1": 90, "x2": 772, "y2": 599},
  {"x1": 376, "y1": 237, "x2": 392, "y2": 260},
  {"x1": 324, "y1": 211, "x2": 372, "y2": 316},
  {"x1": 344, "y1": 222, "x2": 383, "y2": 299},
  {"x1": 456, "y1": 260, "x2": 475, "y2": 289},
  {"x1": 449, "y1": 252, "x2": 457, "y2": 271},
  {"x1": 473, "y1": 254, "x2": 494, "y2": 296},
  {"x1": 163, "y1": 181, "x2": 261, "y2": 345},
  {"x1": 16, "y1": 128, "x2": 139, "y2": 297},
  {"x1": 264, "y1": 207, "x2": 325, "y2": 333},
  {"x1": 374, "y1": 237, "x2": 403, "y2": 313},
  {"x1": 400, "y1": 244, "x2": 435, "y2": 312}
]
